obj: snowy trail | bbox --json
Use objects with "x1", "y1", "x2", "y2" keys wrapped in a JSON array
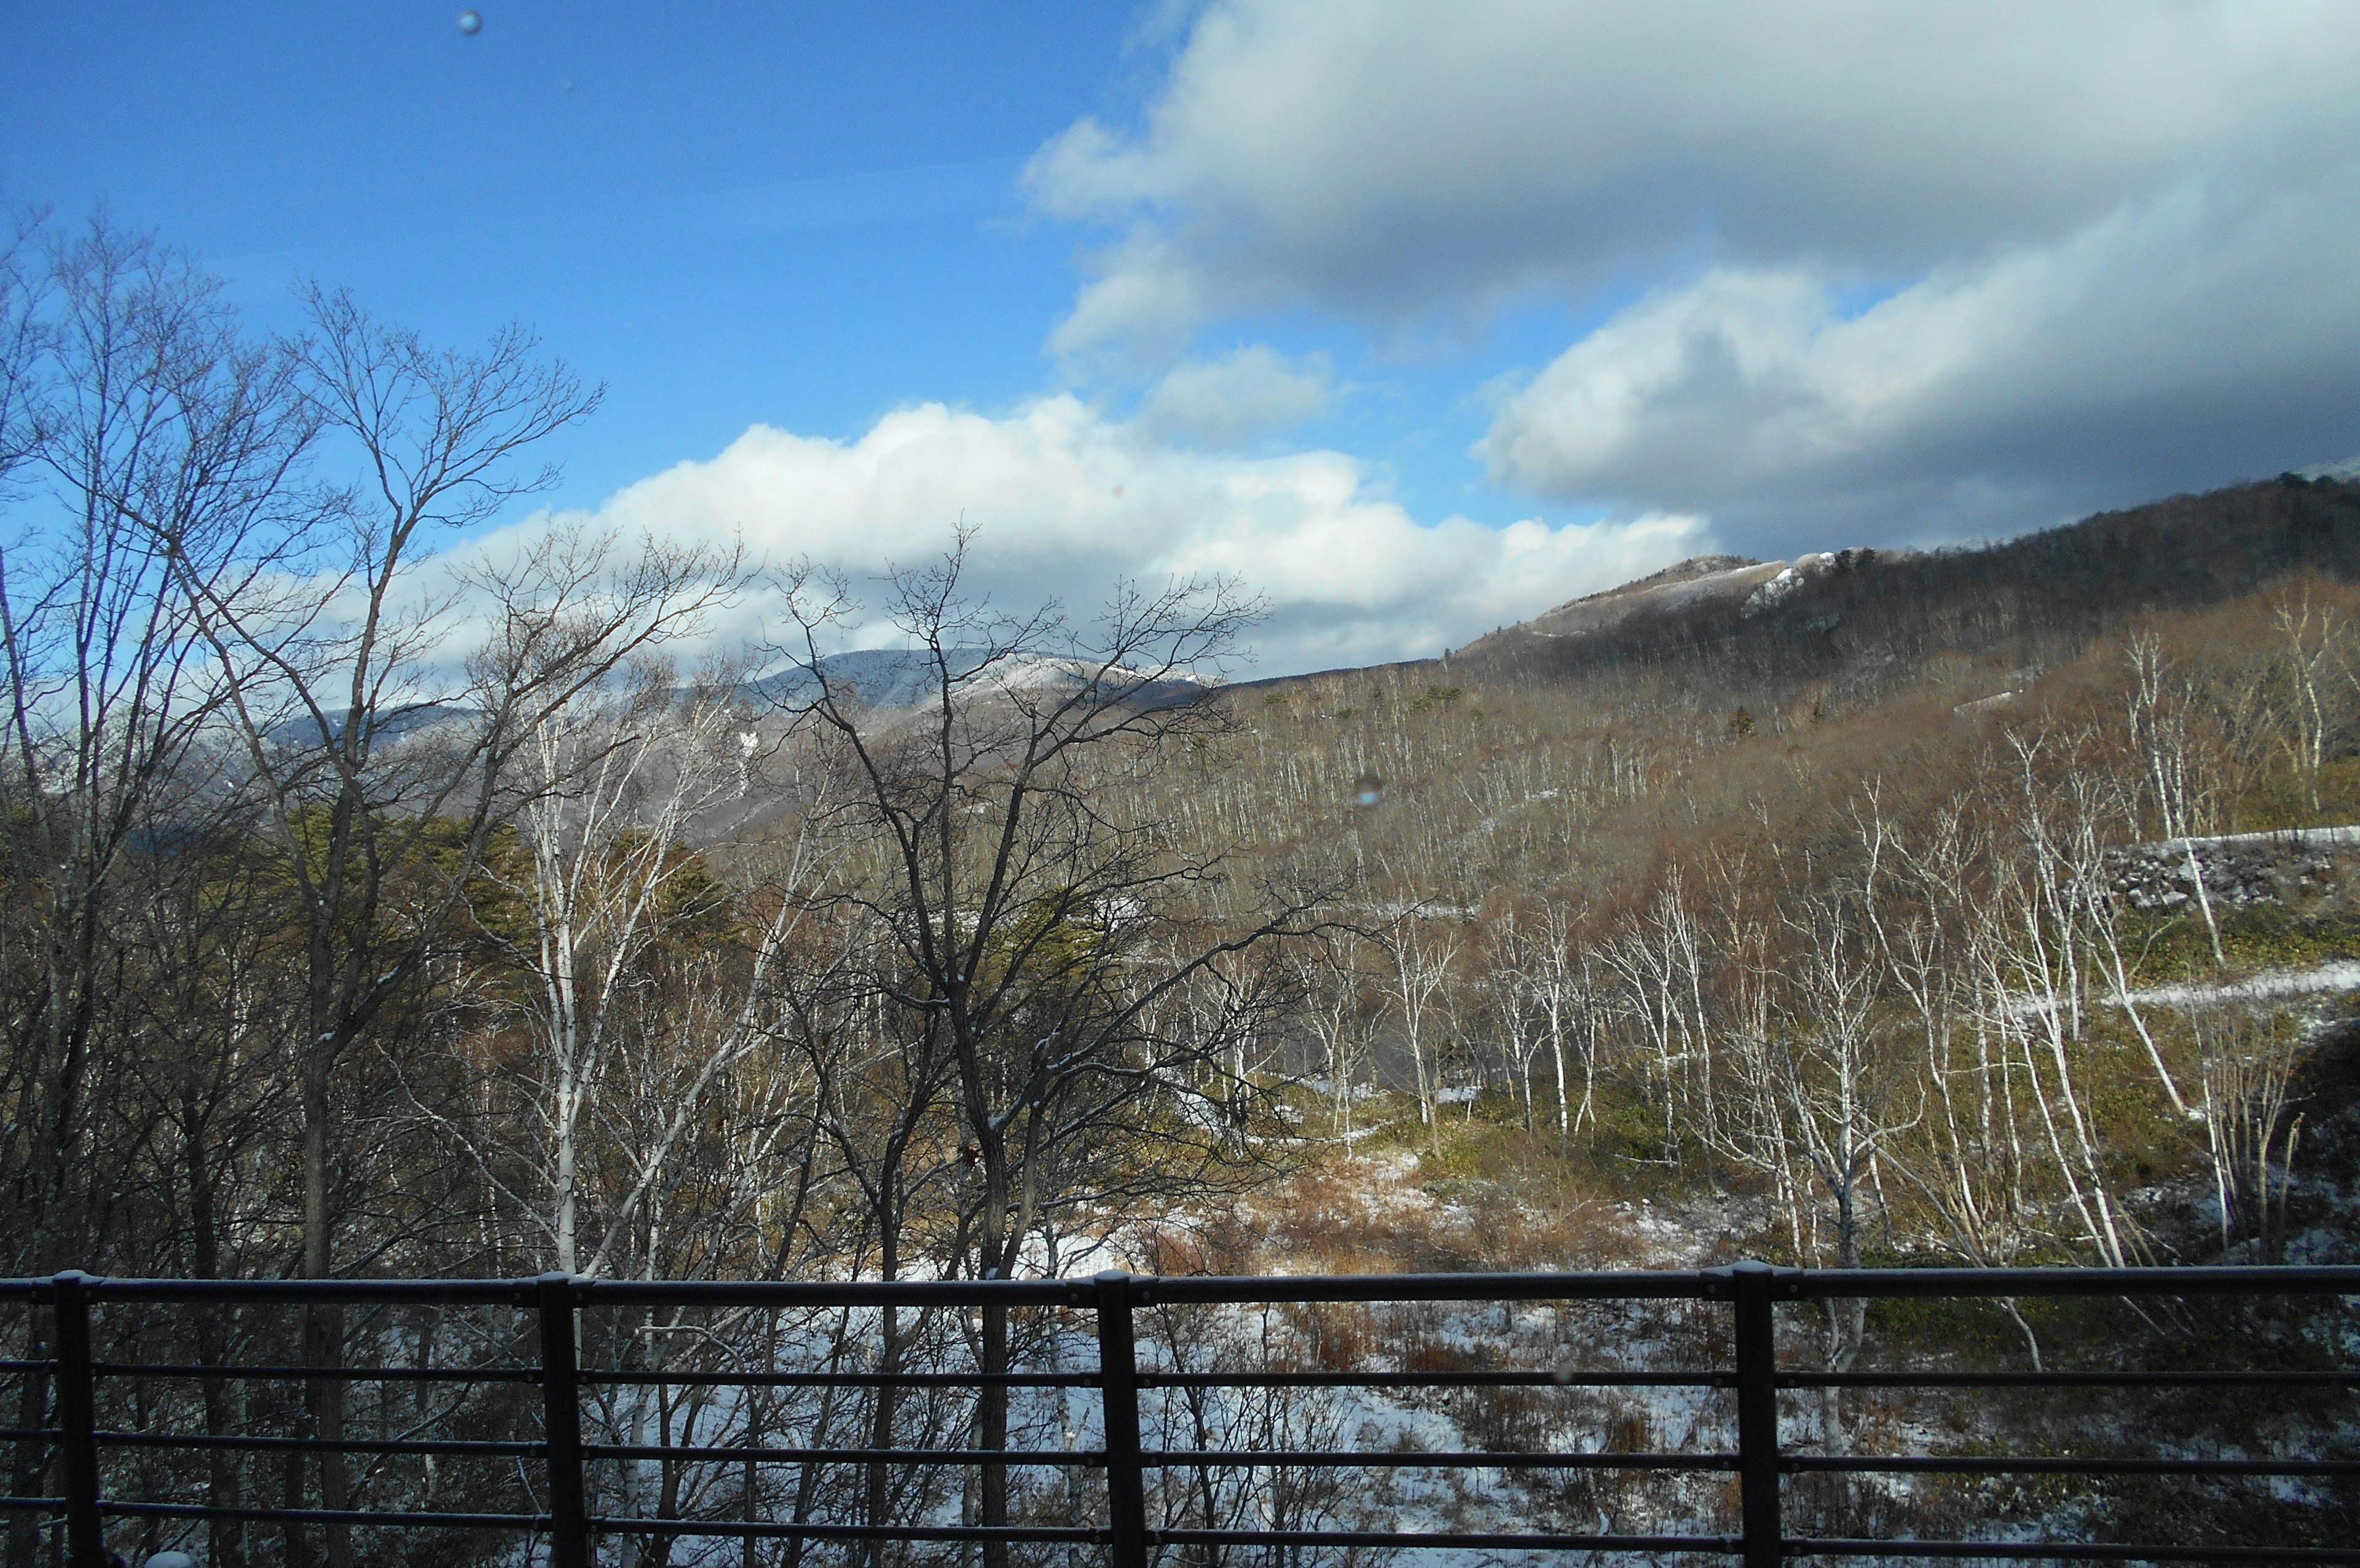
[
  {"x1": 2137, "y1": 824, "x2": 2360, "y2": 857},
  {"x1": 2110, "y1": 958, "x2": 2360, "y2": 1008},
  {"x1": 2002, "y1": 960, "x2": 2360, "y2": 1019}
]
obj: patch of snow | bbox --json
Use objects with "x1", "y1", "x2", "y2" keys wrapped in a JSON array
[
  {"x1": 2141, "y1": 823, "x2": 2360, "y2": 857},
  {"x1": 2003, "y1": 958, "x2": 2360, "y2": 1020},
  {"x1": 1740, "y1": 552, "x2": 1839, "y2": 614},
  {"x1": 2109, "y1": 959, "x2": 2360, "y2": 1009}
]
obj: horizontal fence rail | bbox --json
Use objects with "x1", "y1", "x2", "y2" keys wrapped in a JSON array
[{"x1": 0, "y1": 1263, "x2": 2353, "y2": 1566}]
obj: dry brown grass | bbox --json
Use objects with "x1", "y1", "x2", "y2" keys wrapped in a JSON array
[{"x1": 1209, "y1": 1155, "x2": 1649, "y2": 1280}]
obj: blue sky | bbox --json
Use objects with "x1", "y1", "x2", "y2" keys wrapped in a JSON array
[
  {"x1": 9, "y1": 3, "x2": 2360, "y2": 673},
  {"x1": 3, "y1": 5, "x2": 1139, "y2": 499}
]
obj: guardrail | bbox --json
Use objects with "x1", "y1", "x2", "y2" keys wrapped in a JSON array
[{"x1": 2, "y1": 1263, "x2": 2355, "y2": 1566}]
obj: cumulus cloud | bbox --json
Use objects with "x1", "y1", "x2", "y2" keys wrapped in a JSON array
[
  {"x1": 1028, "y1": 1, "x2": 2360, "y2": 543},
  {"x1": 1135, "y1": 346, "x2": 1333, "y2": 449},
  {"x1": 1032, "y1": 0, "x2": 2359, "y2": 343},
  {"x1": 1046, "y1": 233, "x2": 1210, "y2": 374},
  {"x1": 540, "y1": 396, "x2": 1701, "y2": 675},
  {"x1": 1480, "y1": 171, "x2": 2360, "y2": 546}
]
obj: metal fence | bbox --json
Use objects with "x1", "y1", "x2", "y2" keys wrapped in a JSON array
[{"x1": 3, "y1": 1262, "x2": 2356, "y2": 1566}]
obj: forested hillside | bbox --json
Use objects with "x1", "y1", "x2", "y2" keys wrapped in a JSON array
[
  {"x1": 1170, "y1": 477, "x2": 2360, "y2": 1294},
  {"x1": 7, "y1": 224, "x2": 2360, "y2": 1559}
]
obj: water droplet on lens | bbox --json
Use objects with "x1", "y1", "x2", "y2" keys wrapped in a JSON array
[
  {"x1": 457, "y1": 9, "x2": 482, "y2": 34},
  {"x1": 1353, "y1": 772, "x2": 1383, "y2": 809}
]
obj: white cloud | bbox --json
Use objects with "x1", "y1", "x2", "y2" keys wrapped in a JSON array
[
  {"x1": 1026, "y1": 0, "x2": 2360, "y2": 544},
  {"x1": 1135, "y1": 345, "x2": 1333, "y2": 449},
  {"x1": 547, "y1": 396, "x2": 1701, "y2": 675},
  {"x1": 1046, "y1": 233, "x2": 1208, "y2": 374},
  {"x1": 1480, "y1": 170, "x2": 2360, "y2": 543},
  {"x1": 1031, "y1": 0, "x2": 2360, "y2": 348}
]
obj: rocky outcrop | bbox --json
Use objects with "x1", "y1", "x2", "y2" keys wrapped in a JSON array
[{"x1": 2106, "y1": 826, "x2": 2360, "y2": 911}]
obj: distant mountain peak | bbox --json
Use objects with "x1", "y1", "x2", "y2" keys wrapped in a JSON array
[
  {"x1": 1473, "y1": 554, "x2": 1793, "y2": 650},
  {"x1": 747, "y1": 646, "x2": 1207, "y2": 718},
  {"x1": 1564, "y1": 553, "x2": 1765, "y2": 606}
]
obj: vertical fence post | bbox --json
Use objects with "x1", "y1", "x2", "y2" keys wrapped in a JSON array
[
  {"x1": 50, "y1": 1272, "x2": 102, "y2": 1568},
  {"x1": 1093, "y1": 1271, "x2": 1148, "y2": 1568},
  {"x1": 1729, "y1": 1261, "x2": 1782, "y2": 1568},
  {"x1": 536, "y1": 1272, "x2": 589, "y2": 1568}
]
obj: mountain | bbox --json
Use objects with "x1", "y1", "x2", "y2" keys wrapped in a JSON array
[
  {"x1": 745, "y1": 648, "x2": 998, "y2": 711},
  {"x1": 1454, "y1": 471, "x2": 2360, "y2": 699},
  {"x1": 1461, "y1": 551, "x2": 1878, "y2": 656},
  {"x1": 1494, "y1": 554, "x2": 1780, "y2": 643},
  {"x1": 747, "y1": 647, "x2": 1208, "y2": 716}
]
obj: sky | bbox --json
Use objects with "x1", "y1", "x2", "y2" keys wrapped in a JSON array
[{"x1": 7, "y1": 2, "x2": 2359, "y2": 676}]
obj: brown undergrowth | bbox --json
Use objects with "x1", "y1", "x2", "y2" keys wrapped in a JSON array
[{"x1": 1140, "y1": 1152, "x2": 1653, "y2": 1281}]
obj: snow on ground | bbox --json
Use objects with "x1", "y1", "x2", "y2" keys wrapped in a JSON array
[
  {"x1": 1742, "y1": 552, "x2": 1839, "y2": 613},
  {"x1": 2144, "y1": 824, "x2": 2360, "y2": 856},
  {"x1": 2004, "y1": 958, "x2": 2360, "y2": 1019},
  {"x1": 2114, "y1": 958, "x2": 2360, "y2": 1008}
]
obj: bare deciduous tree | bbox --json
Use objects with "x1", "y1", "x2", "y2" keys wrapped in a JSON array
[
  {"x1": 1381, "y1": 912, "x2": 1461, "y2": 1158},
  {"x1": 180, "y1": 294, "x2": 739, "y2": 1564},
  {"x1": 774, "y1": 538, "x2": 1334, "y2": 1561}
]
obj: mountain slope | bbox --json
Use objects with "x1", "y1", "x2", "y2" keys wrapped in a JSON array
[
  {"x1": 1460, "y1": 472, "x2": 2360, "y2": 699},
  {"x1": 749, "y1": 648, "x2": 1206, "y2": 717}
]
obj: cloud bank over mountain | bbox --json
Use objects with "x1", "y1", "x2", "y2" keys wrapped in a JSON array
[
  {"x1": 465, "y1": 2, "x2": 2360, "y2": 673},
  {"x1": 566, "y1": 396, "x2": 1702, "y2": 675},
  {"x1": 1031, "y1": 0, "x2": 2360, "y2": 547},
  {"x1": 1477, "y1": 173, "x2": 2360, "y2": 544}
]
